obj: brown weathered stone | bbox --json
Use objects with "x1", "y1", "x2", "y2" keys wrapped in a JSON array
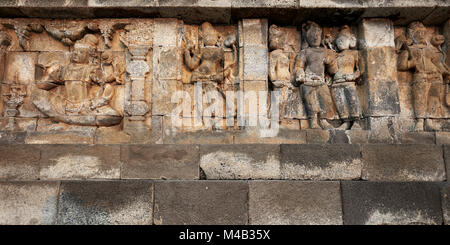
[
  {"x1": 362, "y1": 145, "x2": 446, "y2": 181},
  {"x1": 0, "y1": 145, "x2": 40, "y2": 180},
  {"x1": 39, "y1": 145, "x2": 120, "y2": 180},
  {"x1": 121, "y1": 145, "x2": 199, "y2": 180},
  {"x1": 57, "y1": 180, "x2": 153, "y2": 225},
  {"x1": 0, "y1": 181, "x2": 59, "y2": 225},
  {"x1": 249, "y1": 181, "x2": 342, "y2": 225},
  {"x1": 154, "y1": 181, "x2": 248, "y2": 225}
]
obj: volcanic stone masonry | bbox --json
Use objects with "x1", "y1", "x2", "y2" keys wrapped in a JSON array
[{"x1": 0, "y1": 1, "x2": 449, "y2": 225}]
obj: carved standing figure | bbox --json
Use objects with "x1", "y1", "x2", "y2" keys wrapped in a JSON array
[
  {"x1": 269, "y1": 24, "x2": 302, "y2": 122},
  {"x1": 397, "y1": 21, "x2": 450, "y2": 131},
  {"x1": 332, "y1": 25, "x2": 363, "y2": 130},
  {"x1": 294, "y1": 21, "x2": 337, "y2": 129}
]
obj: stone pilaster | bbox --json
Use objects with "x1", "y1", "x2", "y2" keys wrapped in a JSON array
[{"x1": 359, "y1": 18, "x2": 400, "y2": 142}]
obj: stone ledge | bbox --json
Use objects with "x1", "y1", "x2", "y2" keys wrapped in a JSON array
[{"x1": 0, "y1": 1, "x2": 447, "y2": 24}]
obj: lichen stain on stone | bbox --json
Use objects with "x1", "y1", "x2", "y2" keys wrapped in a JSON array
[
  {"x1": 365, "y1": 209, "x2": 437, "y2": 225},
  {"x1": 41, "y1": 155, "x2": 119, "y2": 179},
  {"x1": 282, "y1": 159, "x2": 362, "y2": 180},
  {"x1": 200, "y1": 151, "x2": 280, "y2": 179}
]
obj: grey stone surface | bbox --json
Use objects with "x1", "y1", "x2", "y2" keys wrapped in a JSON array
[
  {"x1": 442, "y1": 184, "x2": 450, "y2": 225},
  {"x1": 362, "y1": 145, "x2": 446, "y2": 181},
  {"x1": 281, "y1": 144, "x2": 362, "y2": 180},
  {"x1": 200, "y1": 144, "x2": 280, "y2": 179},
  {"x1": 39, "y1": 145, "x2": 120, "y2": 180},
  {"x1": 437, "y1": 132, "x2": 450, "y2": 145},
  {"x1": 0, "y1": 131, "x2": 26, "y2": 144},
  {"x1": 305, "y1": 129, "x2": 330, "y2": 144},
  {"x1": 57, "y1": 181, "x2": 153, "y2": 225},
  {"x1": 341, "y1": 181, "x2": 443, "y2": 225},
  {"x1": 0, "y1": 145, "x2": 40, "y2": 180},
  {"x1": 249, "y1": 181, "x2": 342, "y2": 225},
  {"x1": 154, "y1": 181, "x2": 248, "y2": 225},
  {"x1": 444, "y1": 146, "x2": 450, "y2": 182},
  {"x1": 0, "y1": 181, "x2": 59, "y2": 225},
  {"x1": 121, "y1": 145, "x2": 199, "y2": 179}
]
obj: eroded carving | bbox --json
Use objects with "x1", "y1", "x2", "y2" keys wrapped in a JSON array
[
  {"x1": 397, "y1": 21, "x2": 450, "y2": 131},
  {"x1": 295, "y1": 21, "x2": 338, "y2": 129},
  {"x1": 331, "y1": 25, "x2": 363, "y2": 130},
  {"x1": 32, "y1": 34, "x2": 123, "y2": 126}
]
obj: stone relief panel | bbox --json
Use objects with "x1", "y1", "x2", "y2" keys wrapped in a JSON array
[
  {"x1": 395, "y1": 21, "x2": 450, "y2": 132},
  {"x1": 0, "y1": 18, "x2": 449, "y2": 142}
]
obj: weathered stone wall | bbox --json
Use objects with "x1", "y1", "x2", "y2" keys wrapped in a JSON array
[{"x1": 0, "y1": 1, "x2": 449, "y2": 225}]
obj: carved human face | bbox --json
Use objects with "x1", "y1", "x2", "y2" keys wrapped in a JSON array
[
  {"x1": 269, "y1": 32, "x2": 284, "y2": 50},
  {"x1": 201, "y1": 23, "x2": 218, "y2": 46},
  {"x1": 71, "y1": 48, "x2": 89, "y2": 64},
  {"x1": 412, "y1": 27, "x2": 427, "y2": 45},
  {"x1": 335, "y1": 34, "x2": 356, "y2": 51},
  {"x1": 306, "y1": 26, "x2": 322, "y2": 48}
]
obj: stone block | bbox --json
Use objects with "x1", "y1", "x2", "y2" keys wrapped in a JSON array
[
  {"x1": 25, "y1": 130, "x2": 95, "y2": 144},
  {"x1": 362, "y1": 145, "x2": 446, "y2": 181},
  {"x1": 0, "y1": 131, "x2": 26, "y2": 144},
  {"x1": 0, "y1": 145, "x2": 40, "y2": 180},
  {"x1": 121, "y1": 145, "x2": 199, "y2": 179},
  {"x1": 232, "y1": 0, "x2": 296, "y2": 8},
  {"x1": 359, "y1": 18, "x2": 395, "y2": 48},
  {"x1": 305, "y1": 129, "x2": 330, "y2": 144},
  {"x1": 364, "y1": 47, "x2": 397, "y2": 82},
  {"x1": 442, "y1": 184, "x2": 450, "y2": 225},
  {"x1": 345, "y1": 130, "x2": 369, "y2": 144},
  {"x1": 153, "y1": 18, "x2": 179, "y2": 47},
  {"x1": 0, "y1": 181, "x2": 59, "y2": 225},
  {"x1": 281, "y1": 144, "x2": 362, "y2": 180},
  {"x1": 249, "y1": 181, "x2": 342, "y2": 225},
  {"x1": 398, "y1": 132, "x2": 436, "y2": 144},
  {"x1": 233, "y1": 128, "x2": 307, "y2": 144},
  {"x1": 154, "y1": 181, "x2": 248, "y2": 225},
  {"x1": 23, "y1": 0, "x2": 88, "y2": 7},
  {"x1": 341, "y1": 181, "x2": 443, "y2": 225},
  {"x1": 88, "y1": 0, "x2": 141, "y2": 7},
  {"x1": 443, "y1": 146, "x2": 450, "y2": 181},
  {"x1": 152, "y1": 79, "x2": 183, "y2": 116},
  {"x1": 94, "y1": 126, "x2": 131, "y2": 144},
  {"x1": 436, "y1": 131, "x2": 450, "y2": 145},
  {"x1": 57, "y1": 180, "x2": 153, "y2": 225},
  {"x1": 241, "y1": 19, "x2": 268, "y2": 47},
  {"x1": 39, "y1": 145, "x2": 120, "y2": 180},
  {"x1": 243, "y1": 46, "x2": 268, "y2": 81},
  {"x1": 200, "y1": 144, "x2": 280, "y2": 179}
]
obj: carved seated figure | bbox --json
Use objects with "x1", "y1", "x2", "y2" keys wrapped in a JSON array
[
  {"x1": 294, "y1": 21, "x2": 337, "y2": 129},
  {"x1": 32, "y1": 34, "x2": 122, "y2": 126},
  {"x1": 184, "y1": 22, "x2": 224, "y2": 84},
  {"x1": 397, "y1": 21, "x2": 450, "y2": 131},
  {"x1": 331, "y1": 25, "x2": 363, "y2": 130}
]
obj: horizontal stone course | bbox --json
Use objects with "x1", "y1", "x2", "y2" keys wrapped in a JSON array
[
  {"x1": 0, "y1": 1, "x2": 447, "y2": 24},
  {"x1": 0, "y1": 145, "x2": 40, "y2": 180},
  {"x1": 0, "y1": 180, "x2": 448, "y2": 225}
]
